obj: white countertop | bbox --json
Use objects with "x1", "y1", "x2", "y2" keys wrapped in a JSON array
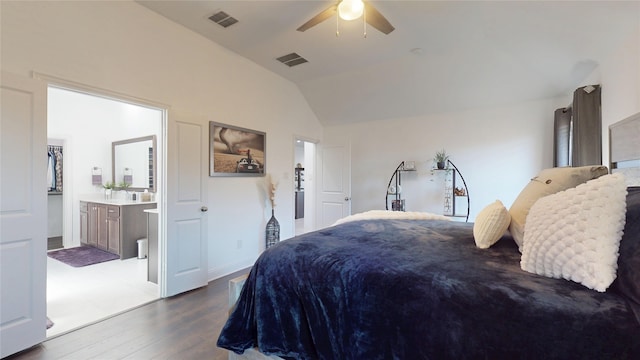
[
  {"x1": 80, "y1": 197, "x2": 156, "y2": 206},
  {"x1": 144, "y1": 208, "x2": 159, "y2": 214}
]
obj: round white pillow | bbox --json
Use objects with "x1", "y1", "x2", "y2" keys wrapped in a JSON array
[{"x1": 473, "y1": 200, "x2": 511, "y2": 249}]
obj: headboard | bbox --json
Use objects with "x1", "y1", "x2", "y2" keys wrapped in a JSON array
[{"x1": 609, "y1": 112, "x2": 640, "y2": 186}]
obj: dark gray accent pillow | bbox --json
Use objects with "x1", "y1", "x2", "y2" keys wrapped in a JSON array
[{"x1": 612, "y1": 187, "x2": 640, "y2": 319}]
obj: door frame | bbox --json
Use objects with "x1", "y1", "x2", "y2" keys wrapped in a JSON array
[
  {"x1": 34, "y1": 72, "x2": 169, "y2": 294},
  {"x1": 293, "y1": 136, "x2": 319, "y2": 234}
]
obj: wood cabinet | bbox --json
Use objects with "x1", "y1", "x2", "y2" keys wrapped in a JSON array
[
  {"x1": 80, "y1": 201, "x2": 156, "y2": 259},
  {"x1": 87, "y1": 202, "x2": 98, "y2": 246},
  {"x1": 106, "y1": 206, "x2": 120, "y2": 254},
  {"x1": 96, "y1": 204, "x2": 108, "y2": 250},
  {"x1": 80, "y1": 201, "x2": 89, "y2": 244}
]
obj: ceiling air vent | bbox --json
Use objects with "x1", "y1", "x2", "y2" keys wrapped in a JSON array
[
  {"x1": 276, "y1": 53, "x2": 308, "y2": 67},
  {"x1": 208, "y1": 11, "x2": 238, "y2": 28}
]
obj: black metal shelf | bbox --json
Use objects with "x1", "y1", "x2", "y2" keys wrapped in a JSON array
[
  {"x1": 385, "y1": 161, "x2": 415, "y2": 211},
  {"x1": 294, "y1": 167, "x2": 304, "y2": 191},
  {"x1": 435, "y1": 160, "x2": 470, "y2": 222},
  {"x1": 384, "y1": 160, "x2": 469, "y2": 222}
]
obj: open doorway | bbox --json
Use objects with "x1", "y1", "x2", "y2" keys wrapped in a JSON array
[
  {"x1": 46, "y1": 86, "x2": 163, "y2": 337},
  {"x1": 294, "y1": 138, "x2": 317, "y2": 236}
]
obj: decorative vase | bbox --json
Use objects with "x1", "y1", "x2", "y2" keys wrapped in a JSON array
[
  {"x1": 265, "y1": 209, "x2": 280, "y2": 249},
  {"x1": 104, "y1": 189, "x2": 112, "y2": 199},
  {"x1": 437, "y1": 161, "x2": 446, "y2": 170}
]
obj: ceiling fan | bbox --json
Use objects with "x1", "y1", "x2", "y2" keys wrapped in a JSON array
[{"x1": 297, "y1": 0, "x2": 395, "y2": 35}]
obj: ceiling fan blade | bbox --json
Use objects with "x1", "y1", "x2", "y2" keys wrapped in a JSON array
[
  {"x1": 297, "y1": 4, "x2": 338, "y2": 32},
  {"x1": 364, "y1": 2, "x2": 395, "y2": 34}
]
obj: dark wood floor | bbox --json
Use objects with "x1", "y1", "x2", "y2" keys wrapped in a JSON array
[{"x1": 8, "y1": 268, "x2": 251, "y2": 360}]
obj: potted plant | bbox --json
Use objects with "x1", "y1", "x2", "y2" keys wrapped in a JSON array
[
  {"x1": 103, "y1": 181, "x2": 115, "y2": 199},
  {"x1": 118, "y1": 180, "x2": 132, "y2": 199},
  {"x1": 117, "y1": 181, "x2": 131, "y2": 191},
  {"x1": 434, "y1": 149, "x2": 449, "y2": 169}
]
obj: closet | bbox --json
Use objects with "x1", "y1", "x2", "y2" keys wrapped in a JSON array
[{"x1": 47, "y1": 141, "x2": 63, "y2": 250}]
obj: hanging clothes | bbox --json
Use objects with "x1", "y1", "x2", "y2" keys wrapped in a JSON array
[
  {"x1": 54, "y1": 147, "x2": 63, "y2": 192},
  {"x1": 47, "y1": 145, "x2": 63, "y2": 192},
  {"x1": 47, "y1": 149, "x2": 54, "y2": 191}
]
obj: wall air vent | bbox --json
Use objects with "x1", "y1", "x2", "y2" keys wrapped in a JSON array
[
  {"x1": 276, "y1": 53, "x2": 308, "y2": 67},
  {"x1": 208, "y1": 11, "x2": 238, "y2": 28}
]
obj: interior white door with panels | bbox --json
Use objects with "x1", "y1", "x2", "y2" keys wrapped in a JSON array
[
  {"x1": 163, "y1": 111, "x2": 208, "y2": 297},
  {"x1": 317, "y1": 143, "x2": 351, "y2": 228},
  {"x1": 0, "y1": 71, "x2": 47, "y2": 358}
]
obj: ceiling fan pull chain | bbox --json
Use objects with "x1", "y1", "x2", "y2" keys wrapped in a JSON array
[{"x1": 363, "y1": 5, "x2": 367, "y2": 38}]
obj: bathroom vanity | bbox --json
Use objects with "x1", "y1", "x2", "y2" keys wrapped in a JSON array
[{"x1": 80, "y1": 199, "x2": 156, "y2": 259}]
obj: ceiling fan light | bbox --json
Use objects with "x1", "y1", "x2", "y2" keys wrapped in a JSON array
[{"x1": 338, "y1": 0, "x2": 364, "y2": 21}]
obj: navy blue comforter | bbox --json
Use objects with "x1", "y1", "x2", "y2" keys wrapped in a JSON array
[{"x1": 217, "y1": 219, "x2": 640, "y2": 359}]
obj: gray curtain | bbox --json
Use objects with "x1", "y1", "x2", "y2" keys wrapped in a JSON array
[
  {"x1": 553, "y1": 107, "x2": 572, "y2": 167},
  {"x1": 571, "y1": 85, "x2": 602, "y2": 166}
]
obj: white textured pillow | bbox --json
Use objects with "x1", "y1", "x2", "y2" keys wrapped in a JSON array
[
  {"x1": 520, "y1": 173, "x2": 627, "y2": 292},
  {"x1": 473, "y1": 200, "x2": 511, "y2": 249},
  {"x1": 509, "y1": 166, "x2": 608, "y2": 252}
]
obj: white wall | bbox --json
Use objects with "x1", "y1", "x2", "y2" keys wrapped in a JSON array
[
  {"x1": 1, "y1": 1, "x2": 323, "y2": 279},
  {"x1": 324, "y1": 97, "x2": 568, "y2": 221},
  {"x1": 48, "y1": 87, "x2": 162, "y2": 249},
  {"x1": 325, "y1": 7, "x2": 640, "y2": 222},
  {"x1": 581, "y1": 9, "x2": 640, "y2": 166}
]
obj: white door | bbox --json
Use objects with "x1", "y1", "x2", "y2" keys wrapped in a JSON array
[
  {"x1": 162, "y1": 111, "x2": 208, "y2": 297},
  {"x1": 0, "y1": 72, "x2": 47, "y2": 357},
  {"x1": 317, "y1": 143, "x2": 351, "y2": 228}
]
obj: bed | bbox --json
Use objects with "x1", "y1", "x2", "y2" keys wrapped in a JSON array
[{"x1": 217, "y1": 114, "x2": 640, "y2": 359}]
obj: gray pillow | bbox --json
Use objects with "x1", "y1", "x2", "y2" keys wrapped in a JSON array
[
  {"x1": 611, "y1": 186, "x2": 640, "y2": 320},
  {"x1": 508, "y1": 165, "x2": 608, "y2": 251}
]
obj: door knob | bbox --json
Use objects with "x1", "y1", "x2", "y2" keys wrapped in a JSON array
[
  {"x1": 344, "y1": 197, "x2": 351, "y2": 201},
  {"x1": 200, "y1": 206, "x2": 208, "y2": 212}
]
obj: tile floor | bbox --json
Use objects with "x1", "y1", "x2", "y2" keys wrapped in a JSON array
[
  {"x1": 46, "y1": 254, "x2": 159, "y2": 337},
  {"x1": 47, "y1": 218, "x2": 310, "y2": 339}
]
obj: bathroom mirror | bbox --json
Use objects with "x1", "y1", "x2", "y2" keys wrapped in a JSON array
[{"x1": 112, "y1": 135, "x2": 156, "y2": 192}]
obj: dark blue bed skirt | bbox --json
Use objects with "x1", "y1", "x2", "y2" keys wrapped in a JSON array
[{"x1": 217, "y1": 219, "x2": 640, "y2": 359}]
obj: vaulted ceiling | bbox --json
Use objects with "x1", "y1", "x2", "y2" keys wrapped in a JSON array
[{"x1": 137, "y1": 1, "x2": 639, "y2": 126}]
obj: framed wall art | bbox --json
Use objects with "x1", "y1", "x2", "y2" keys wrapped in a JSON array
[{"x1": 209, "y1": 122, "x2": 266, "y2": 177}]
